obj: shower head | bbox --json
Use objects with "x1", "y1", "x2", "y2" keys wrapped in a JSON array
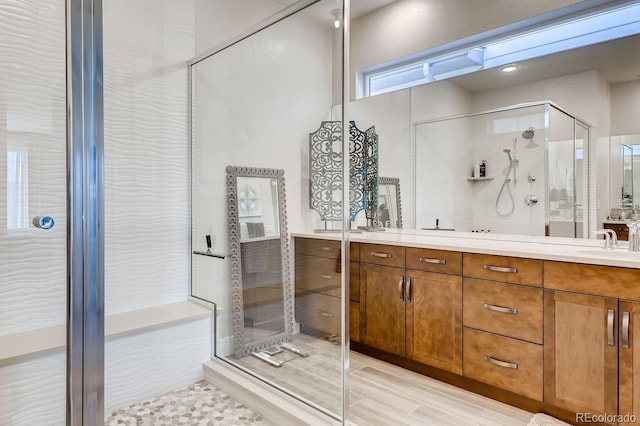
[
  {"x1": 503, "y1": 148, "x2": 513, "y2": 161},
  {"x1": 522, "y1": 127, "x2": 535, "y2": 139}
]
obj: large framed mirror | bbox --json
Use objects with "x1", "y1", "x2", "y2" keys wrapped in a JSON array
[
  {"x1": 226, "y1": 166, "x2": 295, "y2": 358},
  {"x1": 378, "y1": 176, "x2": 402, "y2": 228}
]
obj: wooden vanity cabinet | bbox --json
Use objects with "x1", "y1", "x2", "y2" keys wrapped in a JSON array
[
  {"x1": 619, "y1": 300, "x2": 640, "y2": 426},
  {"x1": 359, "y1": 244, "x2": 463, "y2": 373},
  {"x1": 294, "y1": 238, "x2": 360, "y2": 339},
  {"x1": 359, "y1": 262, "x2": 406, "y2": 356},
  {"x1": 543, "y1": 290, "x2": 619, "y2": 416},
  {"x1": 603, "y1": 222, "x2": 629, "y2": 241},
  {"x1": 406, "y1": 269, "x2": 462, "y2": 374},
  {"x1": 461, "y1": 254, "x2": 544, "y2": 400},
  {"x1": 544, "y1": 261, "x2": 640, "y2": 422}
]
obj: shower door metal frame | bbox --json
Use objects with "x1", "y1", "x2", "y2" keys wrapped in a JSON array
[{"x1": 67, "y1": 0, "x2": 105, "y2": 424}]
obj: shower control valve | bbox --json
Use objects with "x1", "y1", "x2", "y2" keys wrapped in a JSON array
[
  {"x1": 528, "y1": 174, "x2": 536, "y2": 183},
  {"x1": 525, "y1": 194, "x2": 538, "y2": 206}
]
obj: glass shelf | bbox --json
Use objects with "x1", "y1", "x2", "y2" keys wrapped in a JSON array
[{"x1": 467, "y1": 177, "x2": 495, "y2": 181}]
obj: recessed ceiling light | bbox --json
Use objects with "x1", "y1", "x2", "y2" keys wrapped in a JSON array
[{"x1": 501, "y1": 64, "x2": 518, "y2": 73}]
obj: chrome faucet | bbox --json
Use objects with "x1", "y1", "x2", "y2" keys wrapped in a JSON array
[
  {"x1": 628, "y1": 221, "x2": 640, "y2": 252},
  {"x1": 606, "y1": 229, "x2": 618, "y2": 249}
]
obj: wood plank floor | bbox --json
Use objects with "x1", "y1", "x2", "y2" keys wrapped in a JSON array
[{"x1": 228, "y1": 335, "x2": 534, "y2": 425}]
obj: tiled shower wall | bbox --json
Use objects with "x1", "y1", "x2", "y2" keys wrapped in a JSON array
[{"x1": 1, "y1": 0, "x2": 212, "y2": 422}]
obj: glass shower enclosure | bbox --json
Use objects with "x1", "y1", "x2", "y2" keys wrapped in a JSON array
[
  {"x1": 189, "y1": 0, "x2": 348, "y2": 422},
  {"x1": 414, "y1": 102, "x2": 591, "y2": 238}
]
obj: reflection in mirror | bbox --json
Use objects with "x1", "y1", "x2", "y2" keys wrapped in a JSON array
[
  {"x1": 350, "y1": 1, "x2": 640, "y2": 241},
  {"x1": 226, "y1": 166, "x2": 296, "y2": 361},
  {"x1": 415, "y1": 102, "x2": 590, "y2": 237},
  {"x1": 622, "y1": 144, "x2": 634, "y2": 208},
  {"x1": 378, "y1": 177, "x2": 402, "y2": 228}
]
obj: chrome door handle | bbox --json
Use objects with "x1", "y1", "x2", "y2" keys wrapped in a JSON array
[
  {"x1": 419, "y1": 257, "x2": 446, "y2": 264},
  {"x1": 33, "y1": 216, "x2": 55, "y2": 229},
  {"x1": 483, "y1": 264, "x2": 517, "y2": 273},
  {"x1": 484, "y1": 355, "x2": 518, "y2": 369},
  {"x1": 483, "y1": 303, "x2": 518, "y2": 315},
  {"x1": 622, "y1": 311, "x2": 630, "y2": 349},
  {"x1": 398, "y1": 276, "x2": 405, "y2": 302},
  {"x1": 406, "y1": 277, "x2": 412, "y2": 303},
  {"x1": 608, "y1": 309, "x2": 615, "y2": 346},
  {"x1": 371, "y1": 251, "x2": 392, "y2": 258}
]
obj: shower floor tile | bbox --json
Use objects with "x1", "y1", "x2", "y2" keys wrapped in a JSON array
[{"x1": 105, "y1": 380, "x2": 271, "y2": 426}]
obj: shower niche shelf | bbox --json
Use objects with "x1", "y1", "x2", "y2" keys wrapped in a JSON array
[{"x1": 467, "y1": 177, "x2": 494, "y2": 181}]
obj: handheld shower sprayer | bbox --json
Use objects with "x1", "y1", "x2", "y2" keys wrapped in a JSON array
[{"x1": 503, "y1": 148, "x2": 512, "y2": 162}]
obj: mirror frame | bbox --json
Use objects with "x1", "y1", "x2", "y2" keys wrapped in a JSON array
[
  {"x1": 226, "y1": 165, "x2": 294, "y2": 357},
  {"x1": 379, "y1": 176, "x2": 402, "y2": 228}
]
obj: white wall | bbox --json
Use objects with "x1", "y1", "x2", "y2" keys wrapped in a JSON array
[
  {"x1": 190, "y1": 5, "x2": 335, "y2": 349},
  {"x1": 0, "y1": 1, "x2": 68, "y2": 423},
  {"x1": 0, "y1": 0, "x2": 67, "y2": 336},
  {"x1": 611, "y1": 81, "x2": 640, "y2": 136}
]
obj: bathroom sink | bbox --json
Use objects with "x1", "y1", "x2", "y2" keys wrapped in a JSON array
[{"x1": 577, "y1": 248, "x2": 640, "y2": 258}]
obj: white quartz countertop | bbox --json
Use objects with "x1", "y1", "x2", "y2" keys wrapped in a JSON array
[{"x1": 292, "y1": 229, "x2": 640, "y2": 269}]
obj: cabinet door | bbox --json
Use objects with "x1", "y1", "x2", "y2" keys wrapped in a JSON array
[
  {"x1": 619, "y1": 301, "x2": 640, "y2": 425},
  {"x1": 360, "y1": 263, "x2": 406, "y2": 356},
  {"x1": 406, "y1": 270, "x2": 462, "y2": 374},
  {"x1": 544, "y1": 290, "x2": 618, "y2": 415}
]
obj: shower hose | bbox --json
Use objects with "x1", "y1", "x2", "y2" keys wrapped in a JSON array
[{"x1": 495, "y1": 163, "x2": 515, "y2": 216}]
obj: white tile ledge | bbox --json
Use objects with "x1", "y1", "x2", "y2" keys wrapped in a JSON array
[{"x1": 0, "y1": 300, "x2": 212, "y2": 366}]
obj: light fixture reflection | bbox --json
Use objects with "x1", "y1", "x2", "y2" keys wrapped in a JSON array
[
  {"x1": 330, "y1": 9, "x2": 342, "y2": 29},
  {"x1": 501, "y1": 64, "x2": 518, "y2": 73}
]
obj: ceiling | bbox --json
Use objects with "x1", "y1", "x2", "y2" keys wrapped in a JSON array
[
  {"x1": 351, "y1": 0, "x2": 397, "y2": 19},
  {"x1": 450, "y1": 33, "x2": 640, "y2": 93}
]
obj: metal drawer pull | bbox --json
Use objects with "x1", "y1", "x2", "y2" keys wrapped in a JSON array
[
  {"x1": 371, "y1": 251, "x2": 393, "y2": 258},
  {"x1": 484, "y1": 355, "x2": 518, "y2": 369},
  {"x1": 398, "y1": 276, "x2": 405, "y2": 302},
  {"x1": 419, "y1": 257, "x2": 446, "y2": 264},
  {"x1": 320, "y1": 274, "x2": 334, "y2": 280},
  {"x1": 406, "y1": 277, "x2": 412, "y2": 303},
  {"x1": 483, "y1": 264, "x2": 518, "y2": 274},
  {"x1": 607, "y1": 309, "x2": 615, "y2": 346},
  {"x1": 483, "y1": 303, "x2": 518, "y2": 315},
  {"x1": 319, "y1": 246, "x2": 338, "y2": 252},
  {"x1": 622, "y1": 311, "x2": 630, "y2": 349},
  {"x1": 319, "y1": 311, "x2": 334, "y2": 318}
]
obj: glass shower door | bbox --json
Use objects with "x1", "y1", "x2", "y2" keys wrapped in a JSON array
[
  {"x1": 0, "y1": 0, "x2": 68, "y2": 423},
  {"x1": 575, "y1": 122, "x2": 590, "y2": 238}
]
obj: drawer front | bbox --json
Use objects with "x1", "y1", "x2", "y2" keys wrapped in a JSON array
[
  {"x1": 406, "y1": 247, "x2": 462, "y2": 275},
  {"x1": 296, "y1": 237, "x2": 341, "y2": 259},
  {"x1": 296, "y1": 291, "x2": 340, "y2": 337},
  {"x1": 463, "y1": 278, "x2": 543, "y2": 343},
  {"x1": 463, "y1": 328, "x2": 543, "y2": 401},
  {"x1": 463, "y1": 253, "x2": 542, "y2": 286},
  {"x1": 295, "y1": 255, "x2": 340, "y2": 297},
  {"x1": 359, "y1": 243, "x2": 405, "y2": 268},
  {"x1": 545, "y1": 261, "x2": 640, "y2": 300}
]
